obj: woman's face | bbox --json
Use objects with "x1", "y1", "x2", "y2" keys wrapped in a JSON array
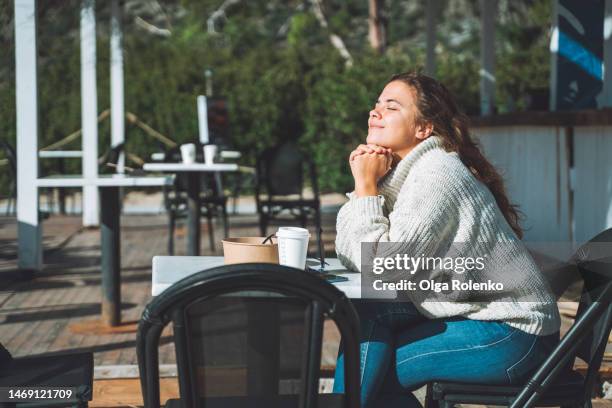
[{"x1": 366, "y1": 80, "x2": 425, "y2": 158}]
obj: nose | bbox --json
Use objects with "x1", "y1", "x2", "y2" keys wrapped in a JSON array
[{"x1": 369, "y1": 108, "x2": 381, "y2": 119}]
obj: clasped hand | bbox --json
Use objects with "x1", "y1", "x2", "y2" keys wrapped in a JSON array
[{"x1": 349, "y1": 144, "x2": 393, "y2": 197}]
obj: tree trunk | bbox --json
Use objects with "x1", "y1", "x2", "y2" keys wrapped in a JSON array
[{"x1": 368, "y1": 0, "x2": 386, "y2": 53}]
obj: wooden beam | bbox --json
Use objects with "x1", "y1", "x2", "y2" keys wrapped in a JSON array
[
  {"x1": 479, "y1": 0, "x2": 497, "y2": 116},
  {"x1": 111, "y1": 0, "x2": 125, "y2": 172},
  {"x1": 81, "y1": 0, "x2": 99, "y2": 226},
  {"x1": 15, "y1": 0, "x2": 42, "y2": 271},
  {"x1": 469, "y1": 108, "x2": 612, "y2": 128}
]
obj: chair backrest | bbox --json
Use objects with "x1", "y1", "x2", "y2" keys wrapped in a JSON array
[
  {"x1": 138, "y1": 263, "x2": 360, "y2": 408},
  {"x1": 511, "y1": 228, "x2": 612, "y2": 408},
  {"x1": 256, "y1": 142, "x2": 316, "y2": 197},
  {"x1": 570, "y1": 228, "x2": 612, "y2": 397},
  {"x1": 207, "y1": 98, "x2": 230, "y2": 146}
]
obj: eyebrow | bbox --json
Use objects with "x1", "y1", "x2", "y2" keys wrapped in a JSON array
[{"x1": 376, "y1": 98, "x2": 404, "y2": 106}]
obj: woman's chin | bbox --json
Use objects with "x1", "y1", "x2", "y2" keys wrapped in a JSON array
[{"x1": 366, "y1": 134, "x2": 389, "y2": 148}]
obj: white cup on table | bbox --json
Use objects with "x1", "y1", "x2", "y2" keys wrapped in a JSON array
[
  {"x1": 276, "y1": 227, "x2": 310, "y2": 270},
  {"x1": 180, "y1": 143, "x2": 196, "y2": 164},
  {"x1": 203, "y1": 144, "x2": 218, "y2": 164}
]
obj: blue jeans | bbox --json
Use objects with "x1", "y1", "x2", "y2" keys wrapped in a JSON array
[{"x1": 333, "y1": 300, "x2": 559, "y2": 408}]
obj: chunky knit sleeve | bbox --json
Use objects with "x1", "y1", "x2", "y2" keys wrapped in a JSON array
[{"x1": 335, "y1": 169, "x2": 459, "y2": 272}]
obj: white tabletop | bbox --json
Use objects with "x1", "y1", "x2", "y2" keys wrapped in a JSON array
[
  {"x1": 39, "y1": 150, "x2": 83, "y2": 159},
  {"x1": 37, "y1": 174, "x2": 174, "y2": 188},
  {"x1": 143, "y1": 162, "x2": 239, "y2": 172},
  {"x1": 151, "y1": 256, "x2": 368, "y2": 299}
]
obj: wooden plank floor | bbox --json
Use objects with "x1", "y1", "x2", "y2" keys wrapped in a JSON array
[
  {"x1": 89, "y1": 378, "x2": 612, "y2": 408},
  {"x1": 0, "y1": 211, "x2": 340, "y2": 366},
  {"x1": 3, "y1": 210, "x2": 612, "y2": 407}
]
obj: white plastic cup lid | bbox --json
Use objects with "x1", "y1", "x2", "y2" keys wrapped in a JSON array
[{"x1": 276, "y1": 227, "x2": 310, "y2": 239}]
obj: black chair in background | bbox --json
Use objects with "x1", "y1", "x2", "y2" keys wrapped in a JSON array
[
  {"x1": 164, "y1": 172, "x2": 229, "y2": 253},
  {"x1": 163, "y1": 142, "x2": 229, "y2": 255},
  {"x1": 162, "y1": 143, "x2": 229, "y2": 254},
  {"x1": 426, "y1": 228, "x2": 612, "y2": 408},
  {"x1": 137, "y1": 263, "x2": 360, "y2": 408},
  {"x1": 255, "y1": 142, "x2": 321, "y2": 250},
  {"x1": 0, "y1": 343, "x2": 93, "y2": 407}
]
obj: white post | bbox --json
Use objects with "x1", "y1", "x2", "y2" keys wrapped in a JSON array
[
  {"x1": 425, "y1": 0, "x2": 439, "y2": 77},
  {"x1": 111, "y1": 0, "x2": 125, "y2": 172},
  {"x1": 479, "y1": 0, "x2": 497, "y2": 116},
  {"x1": 602, "y1": 0, "x2": 612, "y2": 107},
  {"x1": 550, "y1": 0, "x2": 559, "y2": 111},
  {"x1": 197, "y1": 95, "x2": 209, "y2": 144},
  {"x1": 15, "y1": 0, "x2": 42, "y2": 271},
  {"x1": 81, "y1": 0, "x2": 99, "y2": 226}
]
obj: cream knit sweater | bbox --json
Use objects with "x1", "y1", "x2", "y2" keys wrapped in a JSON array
[{"x1": 335, "y1": 136, "x2": 560, "y2": 336}]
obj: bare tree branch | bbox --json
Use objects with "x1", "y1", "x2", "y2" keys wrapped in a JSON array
[
  {"x1": 277, "y1": 3, "x2": 306, "y2": 38},
  {"x1": 309, "y1": 0, "x2": 353, "y2": 67},
  {"x1": 207, "y1": 0, "x2": 242, "y2": 34},
  {"x1": 134, "y1": 16, "x2": 171, "y2": 37}
]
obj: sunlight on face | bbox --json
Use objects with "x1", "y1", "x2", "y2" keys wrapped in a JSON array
[{"x1": 366, "y1": 81, "x2": 423, "y2": 158}]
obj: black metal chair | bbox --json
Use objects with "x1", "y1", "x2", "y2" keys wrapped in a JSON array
[
  {"x1": 161, "y1": 143, "x2": 230, "y2": 254},
  {"x1": 137, "y1": 263, "x2": 361, "y2": 408},
  {"x1": 164, "y1": 172, "x2": 229, "y2": 254},
  {"x1": 255, "y1": 142, "x2": 322, "y2": 252},
  {"x1": 0, "y1": 343, "x2": 93, "y2": 408},
  {"x1": 426, "y1": 228, "x2": 612, "y2": 408}
]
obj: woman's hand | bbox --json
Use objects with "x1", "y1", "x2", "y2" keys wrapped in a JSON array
[{"x1": 349, "y1": 144, "x2": 392, "y2": 197}]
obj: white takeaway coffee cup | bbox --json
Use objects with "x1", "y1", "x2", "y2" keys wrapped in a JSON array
[
  {"x1": 204, "y1": 144, "x2": 218, "y2": 164},
  {"x1": 180, "y1": 143, "x2": 196, "y2": 164},
  {"x1": 276, "y1": 227, "x2": 310, "y2": 270}
]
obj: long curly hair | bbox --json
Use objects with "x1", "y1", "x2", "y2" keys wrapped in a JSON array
[{"x1": 389, "y1": 72, "x2": 523, "y2": 238}]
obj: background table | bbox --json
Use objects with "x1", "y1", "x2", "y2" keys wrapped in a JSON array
[
  {"x1": 142, "y1": 163, "x2": 239, "y2": 256},
  {"x1": 38, "y1": 175, "x2": 174, "y2": 326}
]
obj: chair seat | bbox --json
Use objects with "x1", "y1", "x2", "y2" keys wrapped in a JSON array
[
  {"x1": 164, "y1": 394, "x2": 344, "y2": 408},
  {"x1": 431, "y1": 370, "x2": 585, "y2": 406},
  {"x1": 0, "y1": 352, "x2": 93, "y2": 406}
]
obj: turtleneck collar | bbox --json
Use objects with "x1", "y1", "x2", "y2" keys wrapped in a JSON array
[{"x1": 378, "y1": 135, "x2": 446, "y2": 209}]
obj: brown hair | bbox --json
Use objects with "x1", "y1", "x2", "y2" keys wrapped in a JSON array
[{"x1": 389, "y1": 72, "x2": 523, "y2": 238}]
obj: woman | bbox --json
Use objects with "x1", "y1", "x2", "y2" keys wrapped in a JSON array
[{"x1": 333, "y1": 72, "x2": 560, "y2": 407}]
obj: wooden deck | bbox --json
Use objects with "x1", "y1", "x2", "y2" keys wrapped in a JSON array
[
  {"x1": 1, "y1": 210, "x2": 612, "y2": 407},
  {"x1": 0, "y1": 211, "x2": 340, "y2": 366}
]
